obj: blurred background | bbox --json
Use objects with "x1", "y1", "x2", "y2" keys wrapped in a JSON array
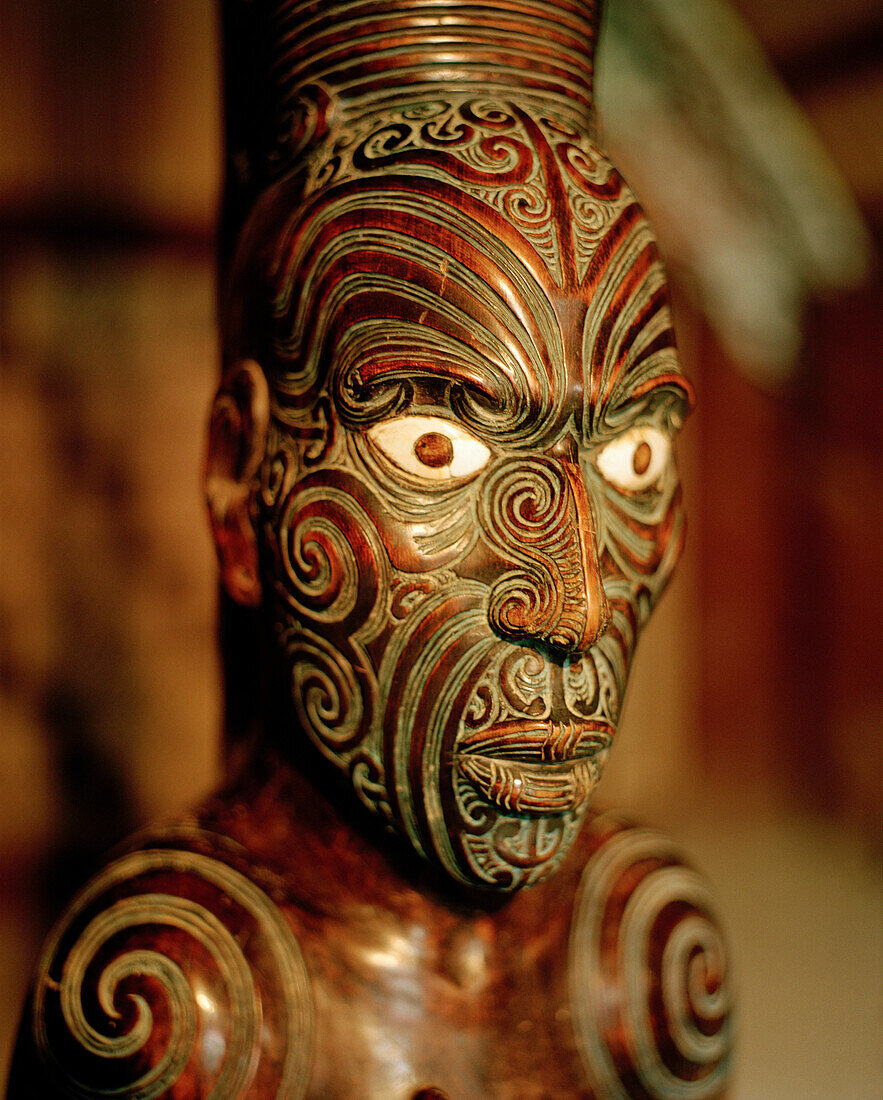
[{"x1": 0, "y1": 1, "x2": 880, "y2": 1096}]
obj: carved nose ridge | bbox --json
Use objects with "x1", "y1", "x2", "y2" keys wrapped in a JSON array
[{"x1": 481, "y1": 456, "x2": 608, "y2": 653}]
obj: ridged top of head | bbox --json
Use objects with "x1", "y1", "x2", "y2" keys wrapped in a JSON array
[{"x1": 221, "y1": 0, "x2": 601, "y2": 245}]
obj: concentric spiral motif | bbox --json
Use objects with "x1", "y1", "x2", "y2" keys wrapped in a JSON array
[
  {"x1": 285, "y1": 623, "x2": 368, "y2": 754},
  {"x1": 281, "y1": 507, "x2": 358, "y2": 623},
  {"x1": 31, "y1": 846, "x2": 314, "y2": 1098},
  {"x1": 481, "y1": 457, "x2": 582, "y2": 646},
  {"x1": 568, "y1": 821, "x2": 733, "y2": 1099}
]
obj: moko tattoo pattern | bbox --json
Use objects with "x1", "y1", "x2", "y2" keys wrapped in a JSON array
[{"x1": 252, "y1": 90, "x2": 691, "y2": 888}]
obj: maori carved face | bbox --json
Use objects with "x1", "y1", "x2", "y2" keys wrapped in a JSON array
[{"x1": 211, "y1": 97, "x2": 692, "y2": 889}]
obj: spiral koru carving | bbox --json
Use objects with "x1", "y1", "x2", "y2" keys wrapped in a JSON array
[
  {"x1": 568, "y1": 820, "x2": 733, "y2": 1099},
  {"x1": 481, "y1": 457, "x2": 588, "y2": 648},
  {"x1": 271, "y1": 476, "x2": 389, "y2": 761},
  {"x1": 278, "y1": 486, "x2": 365, "y2": 623},
  {"x1": 31, "y1": 846, "x2": 314, "y2": 1098},
  {"x1": 284, "y1": 623, "x2": 368, "y2": 755}
]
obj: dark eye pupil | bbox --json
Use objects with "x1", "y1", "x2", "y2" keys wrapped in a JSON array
[
  {"x1": 414, "y1": 432, "x2": 454, "y2": 468},
  {"x1": 632, "y1": 440, "x2": 652, "y2": 476}
]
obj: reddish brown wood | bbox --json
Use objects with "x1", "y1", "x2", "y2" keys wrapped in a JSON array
[
  {"x1": 7, "y1": 2, "x2": 733, "y2": 1096},
  {"x1": 8, "y1": 760, "x2": 731, "y2": 1098}
]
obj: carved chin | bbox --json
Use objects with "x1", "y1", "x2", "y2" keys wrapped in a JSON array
[{"x1": 442, "y1": 646, "x2": 622, "y2": 888}]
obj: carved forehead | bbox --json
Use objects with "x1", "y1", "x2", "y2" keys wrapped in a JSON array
[
  {"x1": 300, "y1": 97, "x2": 637, "y2": 290},
  {"x1": 296, "y1": 101, "x2": 615, "y2": 278},
  {"x1": 261, "y1": 104, "x2": 689, "y2": 437}
]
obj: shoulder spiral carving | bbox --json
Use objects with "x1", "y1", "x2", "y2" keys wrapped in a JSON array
[
  {"x1": 568, "y1": 820, "x2": 733, "y2": 1099},
  {"x1": 30, "y1": 847, "x2": 314, "y2": 1098}
]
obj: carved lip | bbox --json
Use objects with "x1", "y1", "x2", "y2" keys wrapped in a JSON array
[
  {"x1": 456, "y1": 718, "x2": 614, "y2": 762},
  {"x1": 454, "y1": 719, "x2": 613, "y2": 815}
]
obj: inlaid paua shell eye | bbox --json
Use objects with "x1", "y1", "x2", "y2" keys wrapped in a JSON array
[
  {"x1": 367, "y1": 415, "x2": 491, "y2": 483},
  {"x1": 594, "y1": 425, "x2": 672, "y2": 492}
]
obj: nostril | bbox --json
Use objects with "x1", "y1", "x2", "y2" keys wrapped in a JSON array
[
  {"x1": 487, "y1": 568, "x2": 596, "y2": 654},
  {"x1": 487, "y1": 568, "x2": 559, "y2": 642},
  {"x1": 548, "y1": 628, "x2": 581, "y2": 651}
]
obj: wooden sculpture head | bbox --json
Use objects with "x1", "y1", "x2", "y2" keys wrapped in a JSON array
[{"x1": 207, "y1": 2, "x2": 693, "y2": 890}]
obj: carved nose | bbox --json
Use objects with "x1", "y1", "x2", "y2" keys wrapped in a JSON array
[
  {"x1": 482, "y1": 454, "x2": 608, "y2": 654},
  {"x1": 549, "y1": 455, "x2": 608, "y2": 650}
]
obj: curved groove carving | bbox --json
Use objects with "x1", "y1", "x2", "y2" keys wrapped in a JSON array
[
  {"x1": 31, "y1": 847, "x2": 314, "y2": 1098},
  {"x1": 568, "y1": 822, "x2": 733, "y2": 1099},
  {"x1": 480, "y1": 456, "x2": 592, "y2": 650}
]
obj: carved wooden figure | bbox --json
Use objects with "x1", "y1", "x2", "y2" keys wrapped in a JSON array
[{"x1": 7, "y1": 2, "x2": 733, "y2": 1097}]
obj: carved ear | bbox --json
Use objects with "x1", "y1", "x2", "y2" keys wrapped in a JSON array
[{"x1": 205, "y1": 360, "x2": 270, "y2": 607}]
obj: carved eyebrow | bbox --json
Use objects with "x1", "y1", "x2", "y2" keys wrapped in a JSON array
[
  {"x1": 626, "y1": 371, "x2": 696, "y2": 412},
  {"x1": 357, "y1": 354, "x2": 510, "y2": 405},
  {"x1": 599, "y1": 372, "x2": 695, "y2": 438},
  {"x1": 339, "y1": 284, "x2": 524, "y2": 406},
  {"x1": 321, "y1": 255, "x2": 551, "y2": 424},
  {"x1": 272, "y1": 183, "x2": 581, "y2": 442}
]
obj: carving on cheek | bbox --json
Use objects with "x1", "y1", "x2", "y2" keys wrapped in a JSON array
[
  {"x1": 267, "y1": 467, "x2": 390, "y2": 764},
  {"x1": 272, "y1": 468, "x2": 391, "y2": 628},
  {"x1": 480, "y1": 458, "x2": 595, "y2": 652},
  {"x1": 604, "y1": 482, "x2": 684, "y2": 583},
  {"x1": 279, "y1": 488, "x2": 364, "y2": 623},
  {"x1": 285, "y1": 626, "x2": 367, "y2": 756}
]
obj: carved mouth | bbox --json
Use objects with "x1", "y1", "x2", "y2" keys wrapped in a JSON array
[{"x1": 454, "y1": 719, "x2": 613, "y2": 815}]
